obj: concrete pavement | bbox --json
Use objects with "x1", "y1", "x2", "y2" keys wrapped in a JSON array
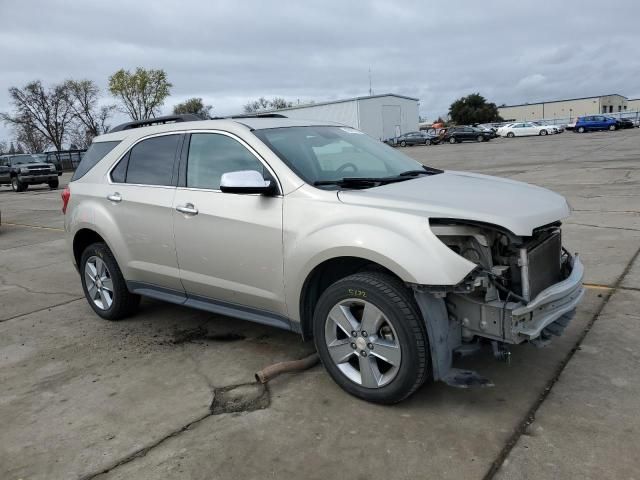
[{"x1": 1, "y1": 129, "x2": 639, "y2": 479}]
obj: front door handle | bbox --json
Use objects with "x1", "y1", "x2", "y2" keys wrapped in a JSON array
[
  {"x1": 176, "y1": 203, "x2": 198, "y2": 215},
  {"x1": 107, "y1": 192, "x2": 122, "y2": 203}
]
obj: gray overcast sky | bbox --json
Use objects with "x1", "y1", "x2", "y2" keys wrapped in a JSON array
[{"x1": 1, "y1": 0, "x2": 639, "y2": 143}]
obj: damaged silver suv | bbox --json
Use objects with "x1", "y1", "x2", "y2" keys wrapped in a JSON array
[{"x1": 63, "y1": 115, "x2": 584, "y2": 404}]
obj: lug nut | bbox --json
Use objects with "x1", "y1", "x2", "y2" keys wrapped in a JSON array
[
  {"x1": 360, "y1": 351, "x2": 367, "y2": 357},
  {"x1": 351, "y1": 331, "x2": 357, "y2": 337},
  {"x1": 361, "y1": 331, "x2": 368, "y2": 337},
  {"x1": 350, "y1": 343, "x2": 357, "y2": 349},
  {"x1": 367, "y1": 343, "x2": 373, "y2": 350}
]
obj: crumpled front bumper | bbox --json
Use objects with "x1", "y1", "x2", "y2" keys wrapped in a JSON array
[
  {"x1": 511, "y1": 254, "x2": 585, "y2": 340},
  {"x1": 449, "y1": 253, "x2": 585, "y2": 344}
]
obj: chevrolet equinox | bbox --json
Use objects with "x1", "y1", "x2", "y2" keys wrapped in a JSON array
[{"x1": 64, "y1": 115, "x2": 584, "y2": 404}]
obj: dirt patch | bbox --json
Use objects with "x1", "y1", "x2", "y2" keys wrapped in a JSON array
[
  {"x1": 171, "y1": 326, "x2": 246, "y2": 344},
  {"x1": 210, "y1": 382, "x2": 270, "y2": 415}
]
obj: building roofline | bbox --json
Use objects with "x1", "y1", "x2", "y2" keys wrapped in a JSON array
[
  {"x1": 499, "y1": 94, "x2": 628, "y2": 109},
  {"x1": 256, "y1": 93, "x2": 419, "y2": 113}
]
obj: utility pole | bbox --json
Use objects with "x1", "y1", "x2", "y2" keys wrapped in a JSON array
[{"x1": 368, "y1": 68, "x2": 373, "y2": 96}]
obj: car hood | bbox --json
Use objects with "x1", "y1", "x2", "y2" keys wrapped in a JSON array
[{"x1": 337, "y1": 171, "x2": 571, "y2": 236}]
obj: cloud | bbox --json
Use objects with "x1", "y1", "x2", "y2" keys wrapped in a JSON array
[{"x1": 0, "y1": 0, "x2": 639, "y2": 142}]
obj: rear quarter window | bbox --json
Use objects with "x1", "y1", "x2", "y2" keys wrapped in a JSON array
[{"x1": 71, "y1": 141, "x2": 121, "y2": 181}]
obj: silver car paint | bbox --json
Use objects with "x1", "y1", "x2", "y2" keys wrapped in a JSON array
[{"x1": 65, "y1": 118, "x2": 572, "y2": 329}]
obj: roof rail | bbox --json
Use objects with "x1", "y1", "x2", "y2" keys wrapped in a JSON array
[{"x1": 108, "y1": 114, "x2": 203, "y2": 133}]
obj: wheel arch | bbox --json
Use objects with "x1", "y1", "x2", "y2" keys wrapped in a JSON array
[
  {"x1": 73, "y1": 228, "x2": 107, "y2": 268},
  {"x1": 297, "y1": 255, "x2": 407, "y2": 340}
]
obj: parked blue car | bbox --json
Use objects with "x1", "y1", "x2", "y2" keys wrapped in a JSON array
[{"x1": 574, "y1": 115, "x2": 617, "y2": 133}]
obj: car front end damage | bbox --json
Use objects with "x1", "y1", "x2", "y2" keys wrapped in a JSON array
[{"x1": 413, "y1": 219, "x2": 585, "y2": 388}]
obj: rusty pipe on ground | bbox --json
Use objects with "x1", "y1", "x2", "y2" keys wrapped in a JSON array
[{"x1": 255, "y1": 352, "x2": 319, "y2": 384}]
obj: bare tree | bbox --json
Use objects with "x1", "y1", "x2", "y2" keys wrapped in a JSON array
[
  {"x1": 243, "y1": 96, "x2": 293, "y2": 113},
  {"x1": 0, "y1": 140, "x2": 6, "y2": 155},
  {"x1": 66, "y1": 79, "x2": 115, "y2": 140},
  {"x1": 1, "y1": 81, "x2": 74, "y2": 151},
  {"x1": 15, "y1": 121, "x2": 50, "y2": 153},
  {"x1": 108, "y1": 68, "x2": 172, "y2": 120}
]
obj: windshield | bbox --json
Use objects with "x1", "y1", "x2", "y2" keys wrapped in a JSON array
[
  {"x1": 10, "y1": 155, "x2": 44, "y2": 165},
  {"x1": 253, "y1": 126, "x2": 427, "y2": 187}
]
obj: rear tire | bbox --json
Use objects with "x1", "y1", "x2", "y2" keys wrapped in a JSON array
[
  {"x1": 424, "y1": 139, "x2": 431, "y2": 146},
  {"x1": 449, "y1": 137, "x2": 457, "y2": 144},
  {"x1": 506, "y1": 132, "x2": 515, "y2": 138},
  {"x1": 476, "y1": 135, "x2": 484, "y2": 142},
  {"x1": 400, "y1": 141, "x2": 407, "y2": 147},
  {"x1": 80, "y1": 242, "x2": 140, "y2": 320},
  {"x1": 313, "y1": 272, "x2": 429, "y2": 404},
  {"x1": 577, "y1": 126, "x2": 585, "y2": 133},
  {"x1": 540, "y1": 129, "x2": 548, "y2": 136},
  {"x1": 608, "y1": 124, "x2": 616, "y2": 131}
]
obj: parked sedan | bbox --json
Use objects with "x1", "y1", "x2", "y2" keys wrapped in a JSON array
[
  {"x1": 394, "y1": 131, "x2": 439, "y2": 147},
  {"x1": 532, "y1": 121, "x2": 563, "y2": 134},
  {"x1": 615, "y1": 118, "x2": 635, "y2": 129},
  {"x1": 444, "y1": 126, "x2": 493, "y2": 144},
  {"x1": 499, "y1": 122, "x2": 553, "y2": 137}
]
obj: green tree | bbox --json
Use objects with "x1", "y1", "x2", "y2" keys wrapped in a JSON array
[
  {"x1": 172, "y1": 97, "x2": 212, "y2": 119},
  {"x1": 108, "y1": 68, "x2": 172, "y2": 120},
  {"x1": 448, "y1": 93, "x2": 502, "y2": 125}
]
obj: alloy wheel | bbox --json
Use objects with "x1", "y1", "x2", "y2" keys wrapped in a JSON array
[
  {"x1": 84, "y1": 256, "x2": 114, "y2": 310},
  {"x1": 324, "y1": 298, "x2": 401, "y2": 389}
]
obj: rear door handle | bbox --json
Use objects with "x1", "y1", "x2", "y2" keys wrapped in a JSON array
[
  {"x1": 107, "y1": 192, "x2": 122, "y2": 203},
  {"x1": 176, "y1": 203, "x2": 198, "y2": 215}
]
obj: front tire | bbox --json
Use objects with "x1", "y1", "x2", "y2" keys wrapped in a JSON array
[
  {"x1": 400, "y1": 141, "x2": 407, "y2": 147},
  {"x1": 424, "y1": 139, "x2": 431, "y2": 146},
  {"x1": 449, "y1": 137, "x2": 457, "y2": 144},
  {"x1": 313, "y1": 272, "x2": 429, "y2": 404},
  {"x1": 11, "y1": 177, "x2": 27, "y2": 192},
  {"x1": 577, "y1": 126, "x2": 585, "y2": 133},
  {"x1": 476, "y1": 135, "x2": 484, "y2": 142},
  {"x1": 80, "y1": 242, "x2": 140, "y2": 320},
  {"x1": 48, "y1": 179, "x2": 59, "y2": 189},
  {"x1": 540, "y1": 129, "x2": 548, "y2": 136},
  {"x1": 506, "y1": 132, "x2": 515, "y2": 138},
  {"x1": 608, "y1": 124, "x2": 616, "y2": 131}
]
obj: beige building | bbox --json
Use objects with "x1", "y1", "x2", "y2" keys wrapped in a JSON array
[
  {"x1": 628, "y1": 98, "x2": 640, "y2": 111},
  {"x1": 499, "y1": 94, "x2": 631, "y2": 122}
]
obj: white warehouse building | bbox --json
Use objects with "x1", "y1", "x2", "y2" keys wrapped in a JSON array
[{"x1": 260, "y1": 94, "x2": 419, "y2": 140}]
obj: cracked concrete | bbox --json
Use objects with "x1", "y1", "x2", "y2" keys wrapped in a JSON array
[{"x1": 2, "y1": 129, "x2": 640, "y2": 480}]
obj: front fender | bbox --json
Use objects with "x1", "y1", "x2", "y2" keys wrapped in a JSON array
[{"x1": 283, "y1": 191, "x2": 476, "y2": 323}]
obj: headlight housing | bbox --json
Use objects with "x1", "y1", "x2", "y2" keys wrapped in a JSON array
[
  {"x1": 49, "y1": 164, "x2": 56, "y2": 170},
  {"x1": 20, "y1": 167, "x2": 29, "y2": 174}
]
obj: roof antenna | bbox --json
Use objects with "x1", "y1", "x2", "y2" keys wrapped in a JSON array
[{"x1": 368, "y1": 67, "x2": 373, "y2": 96}]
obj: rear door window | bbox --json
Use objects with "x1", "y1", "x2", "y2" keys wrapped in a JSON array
[{"x1": 122, "y1": 134, "x2": 181, "y2": 186}]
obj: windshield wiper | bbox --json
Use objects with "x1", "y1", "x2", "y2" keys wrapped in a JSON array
[
  {"x1": 314, "y1": 167, "x2": 443, "y2": 188},
  {"x1": 399, "y1": 166, "x2": 443, "y2": 176}
]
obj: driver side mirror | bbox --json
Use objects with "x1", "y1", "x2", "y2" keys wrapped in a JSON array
[{"x1": 220, "y1": 170, "x2": 277, "y2": 195}]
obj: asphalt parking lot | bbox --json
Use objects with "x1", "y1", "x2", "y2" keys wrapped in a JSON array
[{"x1": 1, "y1": 129, "x2": 639, "y2": 480}]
